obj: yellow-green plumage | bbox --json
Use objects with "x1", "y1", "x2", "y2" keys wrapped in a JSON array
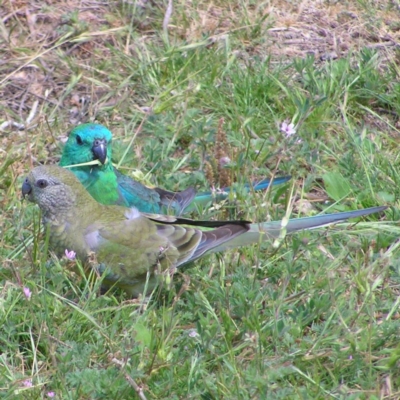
[
  {"x1": 22, "y1": 165, "x2": 387, "y2": 297},
  {"x1": 22, "y1": 166, "x2": 249, "y2": 295}
]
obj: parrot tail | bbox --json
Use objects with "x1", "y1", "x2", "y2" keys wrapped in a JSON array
[
  {"x1": 210, "y1": 206, "x2": 387, "y2": 252},
  {"x1": 188, "y1": 175, "x2": 292, "y2": 210}
]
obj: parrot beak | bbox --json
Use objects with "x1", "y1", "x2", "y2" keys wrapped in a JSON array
[
  {"x1": 92, "y1": 139, "x2": 107, "y2": 165},
  {"x1": 22, "y1": 178, "x2": 32, "y2": 198}
]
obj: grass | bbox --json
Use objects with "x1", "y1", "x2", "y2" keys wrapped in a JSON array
[{"x1": 1, "y1": 0, "x2": 400, "y2": 398}]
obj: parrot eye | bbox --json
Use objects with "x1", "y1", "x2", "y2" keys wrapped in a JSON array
[
  {"x1": 36, "y1": 179, "x2": 48, "y2": 189},
  {"x1": 76, "y1": 135, "x2": 83, "y2": 145}
]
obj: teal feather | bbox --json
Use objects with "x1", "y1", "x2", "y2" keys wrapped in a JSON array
[{"x1": 60, "y1": 123, "x2": 290, "y2": 214}]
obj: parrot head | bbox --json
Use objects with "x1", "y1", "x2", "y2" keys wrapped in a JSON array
[
  {"x1": 60, "y1": 123, "x2": 112, "y2": 167},
  {"x1": 22, "y1": 165, "x2": 93, "y2": 216}
]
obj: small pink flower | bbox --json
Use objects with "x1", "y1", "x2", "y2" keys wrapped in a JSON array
[
  {"x1": 216, "y1": 188, "x2": 228, "y2": 195},
  {"x1": 219, "y1": 156, "x2": 231, "y2": 167},
  {"x1": 280, "y1": 121, "x2": 296, "y2": 137},
  {"x1": 47, "y1": 392, "x2": 55, "y2": 398},
  {"x1": 188, "y1": 329, "x2": 199, "y2": 338},
  {"x1": 23, "y1": 287, "x2": 31, "y2": 300},
  {"x1": 65, "y1": 249, "x2": 76, "y2": 260},
  {"x1": 22, "y1": 379, "x2": 33, "y2": 387},
  {"x1": 140, "y1": 106, "x2": 153, "y2": 114}
]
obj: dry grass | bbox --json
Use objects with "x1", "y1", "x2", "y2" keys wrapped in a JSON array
[
  {"x1": 1, "y1": 0, "x2": 399, "y2": 124},
  {"x1": 267, "y1": 1, "x2": 400, "y2": 60}
]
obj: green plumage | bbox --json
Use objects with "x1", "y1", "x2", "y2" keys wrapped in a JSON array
[
  {"x1": 59, "y1": 123, "x2": 291, "y2": 214},
  {"x1": 22, "y1": 165, "x2": 386, "y2": 297}
]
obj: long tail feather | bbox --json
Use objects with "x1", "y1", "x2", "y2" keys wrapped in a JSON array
[
  {"x1": 188, "y1": 176, "x2": 292, "y2": 210},
  {"x1": 211, "y1": 206, "x2": 387, "y2": 252}
]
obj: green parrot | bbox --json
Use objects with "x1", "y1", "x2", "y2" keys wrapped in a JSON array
[
  {"x1": 22, "y1": 165, "x2": 386, "y2": 297},
  {"x1": 59, "y1": 123, "x2": 291, "y2": 214}
]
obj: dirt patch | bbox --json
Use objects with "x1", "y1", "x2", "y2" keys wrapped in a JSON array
[{"x1": 266, "y1": 2, "x2": 400, "y2": 61}]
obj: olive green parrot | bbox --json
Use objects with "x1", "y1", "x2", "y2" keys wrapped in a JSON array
[{"x1": 22, "y1": 165, "x2": 387, "y2": 297}]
